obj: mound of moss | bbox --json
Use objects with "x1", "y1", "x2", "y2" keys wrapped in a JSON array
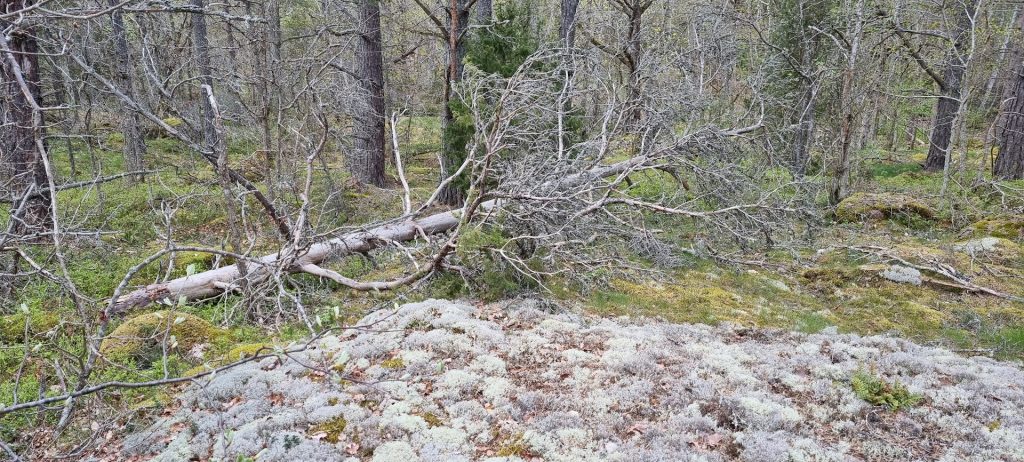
[
  {"x1": 0, "y1": 311, "x2": 59, "y2": 343},
  {"x1": 100, "y1": 310, "x2": 220, "y2": 365},
  {"x1": 967, "y1": 216, "x2": 1024, "y2": 241},
  {"x1": 835, "y1": 192, "x2": 935, "y2": 223}
]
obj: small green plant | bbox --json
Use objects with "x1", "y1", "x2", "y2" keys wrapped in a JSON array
[{"x1": 850, "y1": 369, "x2": 922, "y2": 411}]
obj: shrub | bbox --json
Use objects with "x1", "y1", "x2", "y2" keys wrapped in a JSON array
[{"x1": 850, "y1": 370, "x2": 921, "y2": 411}]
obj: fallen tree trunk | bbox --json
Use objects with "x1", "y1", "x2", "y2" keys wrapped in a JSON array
[{"x1": 107, "y1": 156, "x2": 648, "y2": 315}]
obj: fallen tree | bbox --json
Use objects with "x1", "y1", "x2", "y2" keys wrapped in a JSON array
[{"x1": 106, "y1": 155, "x2": 650, "y2": 315}]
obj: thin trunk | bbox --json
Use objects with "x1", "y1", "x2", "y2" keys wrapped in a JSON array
[
  {"x1": 350, "y1": 0, "x2": 387, "y2": 187},
  {"x1": 438, "y1": 0, "x2": 470, "y2": 206},
  {"x1": 830, "y1": 0, "x2": 865, "y2": 205},
  {"x1": 994, "y1": 10, "x2": 1024, "y2": 179},
  {"x1": 110, "y1": 0, "x2": 147, "y2": 181},
  {"x1": 1, "y1": 0, "x2": 51, "y2": 233},
  {"x1": 191, "y1": 0, "x2": 217, "y2": 151}
]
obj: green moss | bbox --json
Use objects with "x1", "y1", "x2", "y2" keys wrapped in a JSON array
[
  {"x1": 381, "y1": 357, "x2": 405, "y2": 369},
  {"x1": 223, "y1": 343, "x2": 272, "y2": 361},
  {"x1": 0, "y1": 311, "x2": 59, "y2": 343},
  {"x1": 835, "y1": 192, "x2": 935, "y2": 223},
  {"x1": 309, "y1": 416, "x2": 347, "y2": 444},
  {"x1": 100, "y1": 310, "x2": 221, "y2": 365},
  {"x1": 866, "y1": 162, "x2": 922, "y2": 179},
  {"x1": 418, "y1": 412, "x2": 443, "y2": 428},
  {"x1": 968, "y1": 216, "x2": 1024, "y2": 241},
  {"x1": 495, "y1": 432, "x2": 530, "y2": 457},
  {"x1": 850, "y1": 369, "x2": 922, "y2": 411}
]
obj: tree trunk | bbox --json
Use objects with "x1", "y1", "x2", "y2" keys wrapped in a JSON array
[
  {"x1": 1, "y1": 0, "x2": 51, "y2": 233},
  {"x1": 994, "y1": 11, "x2": 1024, "y2": 180},
  {"x1": 108, "y1": 156, "x2": 648, "y2": 314},
  {"x1": 560, "y1": 0, "x2": 581, "y2": 47},
  {"x1": 923, "y1": 0, "x2": 978, "y2": 172},
  {"x1": 350, "y1": 0, "x2": 387, "y2": 187},
  {"x1": 109, "y1": 0, "x2": 147, "y2": 181},
  {"x1": 830, "y1": 0, "x2": 865, "y2": 205},
  {"x1": 477, "y1": 0, "x2": 492, "y2": 23},
  {"x1": 191, "y1": 0, "x2": 217, "y2": 152},
  {"x1": 438, "y1": 0, "x2": 470, "y2": 206}
]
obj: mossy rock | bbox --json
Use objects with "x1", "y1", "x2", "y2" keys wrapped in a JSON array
[
  {"x1": 835, "y1": 193, "x2": 935, "y2": 223},
  {"x1": 100, "y1": 310, "x2": 220, "y2": 365},
  {"x1": 966, "y1": 216, "x2": 1024, "y2": 241},
  {"x1": 0, "y1": 311, "x2": 59, "y2": 343}
]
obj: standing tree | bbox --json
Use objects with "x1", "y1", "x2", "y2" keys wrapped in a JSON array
[
  {"x1": 414, "y1": 0, "x2": 472, "y2": 205},
  {"x1": 561, "y1": 0, "x2": 581, "y2": 46},
  {"x1": 351, "y1": 0, "x2": 388, "y2": 186},
  {"x1": 1, "y1": 0, "x2": 51, "y2": 233},
  {"x1": 109, "y1": 0, "x2": 147, "y2": 181},
  {"x1": 829, "y1": 0, "x2": 867, "y2": 204},
  {"x1": 893, "y1": 0, "x2": 980, "y2": 171},
  {"x1": 994, "y1": 10, "x2": 1024, "y2": 179},
  {"x1": 478, "y1": 0, "x2": 493, "y2": 23}
]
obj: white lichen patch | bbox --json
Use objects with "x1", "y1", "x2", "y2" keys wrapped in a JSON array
[{"x1": 117, "y1": 299, "x2": 1024, "y2": 462}]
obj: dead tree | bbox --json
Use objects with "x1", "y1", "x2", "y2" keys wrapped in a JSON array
[
  {"x1": 350, "y1": 0, "x2": 388, "y2": 187},
  {"x1": 994, "y1": 10, "x2": 1024, "y2": 180},
  {"x1": 1, "y1": 0, "x2": 51, "y2": 234}
]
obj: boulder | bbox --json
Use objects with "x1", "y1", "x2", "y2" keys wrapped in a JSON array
[
  {"x1": 835, "y1": 193, "x2": 935, "y2": 223},
  {"x1": 100, "y1": 310, "x2": 220, "y2": 365}
]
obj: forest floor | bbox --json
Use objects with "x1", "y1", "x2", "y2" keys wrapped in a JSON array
[{"x1": 2, "y1": 118, "x2": 1024, "y2": 455}]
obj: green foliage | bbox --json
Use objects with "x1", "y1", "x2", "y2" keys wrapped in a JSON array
[
  {"x1": 457, "y1": 227, "x2": 538, "y2": 301},
  {"x1": 441, "y1": 2, "x2": 543, "y2": 199},
  {"x1": 866, "y1": 162, "x2": 922, "y2": 179},
  {"x1": 309, "y1": 416, "x2": 347, "y2": 443},
  {"x1": 850, "y1": 369, "x2": 922, "y2": 411},
  {"x1": 466, "y1": 3, "x2": 540, "y2": 78}
]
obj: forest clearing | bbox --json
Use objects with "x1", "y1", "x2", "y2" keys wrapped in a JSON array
[{"x1": 2, "y1": 0, "x2": 1024, "y2": 460}]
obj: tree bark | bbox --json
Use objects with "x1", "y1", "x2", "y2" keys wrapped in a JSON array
[
  {"x1": 560, "y1": 0, "x2": 581, "y2": 47},
  {"x1": 994, "y1": 11, "x2": 1024, "y2": 180},
  {"x1": 477, "y1": 0, "x2": 492, "y2": 23},
  {"x1": 350, "y1": 0, "x2": 388, "y2": 187},
  {"x1": 191, "y1": 0, "x2": 217, "y2": 152},
  {"x1": 438, "y1": 0, "x2": 471, "y2": 206},
  {"x1": 829, "y1": 0, "x2": 865, "y2": 204},
  {"x1": 1, "y1": 0, "x2": 51, "y2": 234},
  {"x1": 923, "y1": 0, "x2": 978, "y2": 171},
  {"x1": 109, "y1": 0, "x2": 147, "y2": 182}
]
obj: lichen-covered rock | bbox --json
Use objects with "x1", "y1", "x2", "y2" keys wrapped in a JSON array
[
  {"x1": 114, "y1": 299, "x2": 1024, "y2": 462},
  {"x1": 100, "y1": 310, "x2": 220, "y2": 364},
  {"x1": 954, "y1": 236, "x2": 1021, "y2": 259},
  {"x1": 835, "y1": 192, "x2": 935, "y2": 223},
  {"x1": 879, "y1": 264, "x2": 923, "y2": 285}
]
